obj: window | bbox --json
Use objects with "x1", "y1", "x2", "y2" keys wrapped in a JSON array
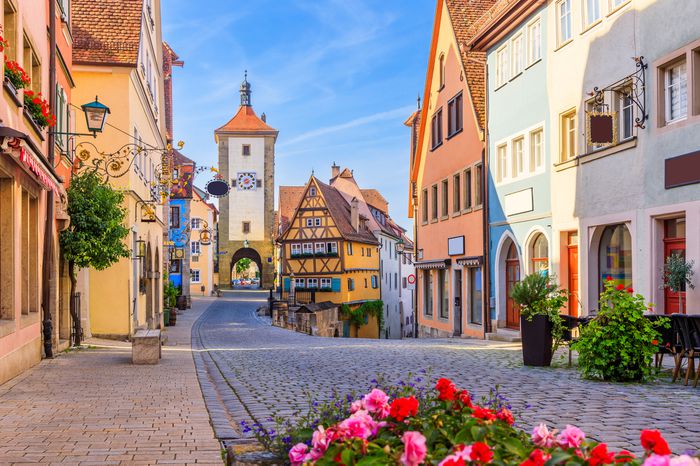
[
  {"x1": 609, "y1": 0, "x2": 627, "y2": 8},
  {"x1": 431, "y1": 184, "x2": 438, "y2": 220},
  {"x1": 530, "y1": 129, "x2": 544, "y2": 171},
  {"x1": 557, "y1": 0, "x2": 572, "y2": 45},
  {"x1": 348, "y1": 278, "x2": 355, "y2": 291},
  {"x1": 305, "y1": 218, "x2": 313, "y2": 227},
  {"x1": 0, "y1": 178, "x2": 12, "y2": 321},
  {"x1": 242, "y1": 221, "x2": 251, "y2": 234},
  {"x1": 469, "y1": 267, "x2": 483, "y2": 324},
  {"x1": 447, "y1": 93, "x2": 463, "y2": 137},
  {"x1": 431, "y1": 108, "x2": 443, "y2": 149},
  {"x1": 315, "y1": 242, "x2": 326, "y2": 254},
  {"x1": 496, "y1": 46, "x2": 509, "y2": 87},
  {"x1": 307, "y1": 278, "x2": 318, "y2": 289},
  {"x1": 584, "y1": 0, "x2": 601, "y2": 26},
  {"x1": 511, "y1": 137, "x2": 525, "y2": 177},
  {"x1": 453, "y1": 173, "x2": 461, "y2": 213},
  {"x1": 475, "y1": 164, "x2": 483, "y2": 206},
  {"x1": 191, "y1": 241, "x2": 201, "y2": 255},
  {"x1": 3, "y1": 1, "x2": 17, "y2": 61},
  {"x1": 303, "y1": 243, "x2": 313, "y2": 254},
  {"x1": 438, "y1": 269, "x2": 449, "y2": 319},
  {"x1": 599, "y1": 224, "x2": 632, "y2": 290},
  {"x1": 423, "y1": 271, "x2": 433, "y2": 316},
  {"x1": 314, "y1": 218, "x2": 322, "y2": 227},
  {"x1": 511, "y1": 34, "x2": 524, "y2": 76},
  {"x1": 665, "y1": 60, "x2": 687, "y2": 124},
  {"x1": 20, "y1": 190, "x2": 38, "y2": 315},
  {"x1": 55, "y1": 85, "x2": 69, "y2": 151},
  {"x1": 439, "y1": 53, "x2": 445, "y2": 88},
  {"x1": 326, "y1": 242, "x2": 338, "y2": 254},
  {"x1": 365, "y1": 278, "x2": 368, "y2": 288},
  {"x1": 531, "y1": 233, "x2": 549, "y2": 274},
  {"x1": 242, "y1": 144, "x2": 251, "y2": 156},
  {"x1": 361, "y1": 247, "x2": 365, "y2": 257},
  {"x1": 463, "y1": 168, "x2": 472, "y2": 209},
  {"x1": 617, "y1": 90, "x2": 634, "y2": 140},
  {"x1": 291, "y1": 244, "x2": 301, "y2": 256},
  {"x1": 320, "y1": 278, "x2": 332, "y2": 290},
  {"x1": 347, "y1": 242, "x2": 353, "y2": 255},
  {"x1": 191, "y1": 218, "x2": 201, "y2": 229},
  {"x1": 528, "y1": 19, "x2": 542, "y2": 64},
  {"x1": 309, "y1": 187, "x2": 317, "y2": 196},
  {"x1": 497, "y1": 144, "x2": 508, "y2": 182},
  {"x1": 58, "y1": 0, "x2": 70, "y2": 23},
  {"x1": 23, "y1": 34, "x2": 41, "y2": 94},
  {"x1": 367, "y1": 247, "x2": 372, "y2": 257},
  {"x1": 560, "y1": 110, "x2": 577, "y2": 161},
  {"x1": 294, "y1": 278, "x2": 305, "y2": 288},
  {"x1": 170, "y1": 206, "x2": 180, "y2": 228},
  {"x1": 371, "y1": 275, "x2": 378, "y2": 289},
  {"x1": 191, "y1": 269, "x2": 200, "y2": 283},
  {"x1": 421, "y1": 188, "x2": 428, "y2": 223},
  {"x1": 441, "y1": 179, "x2": 449, "y2": 218}
]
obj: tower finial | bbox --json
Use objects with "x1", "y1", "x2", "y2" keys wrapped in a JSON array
[
  {"x1": 240, "y1": 71, "x2": 251, "y2": 106},
  {"x1": 417, "y1": 95, "x2": 421, "y2": 109}
]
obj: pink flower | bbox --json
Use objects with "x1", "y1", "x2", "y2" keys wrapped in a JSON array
[
  {"x1": 401, "y1": 431, "x2": 427, "y2": 466},
  {"x1": 339, "y1": 410, "x2": 376, "y2": 440},
  {"x1": 363, "y1": 388, "x2": 390, "y2": 418},
  {"x1": 350, "y1": 399, "x2": 364, "y2": 413},
  {"x1": 309, "y1": 425, "x2": 331, "y2": 460},
  {"x1": 454, "y1": 444, "x2": 473, "y2": 460},
  {"x1": 557, "y1": 425, "x2": 585, "y2": 449},
  {"x1": 531, "y1": 423, "x2": 557, "y2": 448},
  {"x1": 643, "y1": 455, "x2": 671, "y2": 466},
  {"x1": 289, "y1": 443, "x2": 310, "y2": 466},
  {"x1": 670, "y1": 456, "x2": 700, "y2": 466}
]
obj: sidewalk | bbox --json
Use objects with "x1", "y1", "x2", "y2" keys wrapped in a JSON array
[{"x1": 0, "y1": 299, "x2": 223, "y2": 465}]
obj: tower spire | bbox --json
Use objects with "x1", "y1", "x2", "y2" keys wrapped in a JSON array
[{"x1": 240, "y1": 70, "x2": 251, "y2": 107}]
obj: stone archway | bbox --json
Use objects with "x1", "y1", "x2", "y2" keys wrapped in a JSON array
[{"x1": 230, "y1": 248, "x2": 263, "y2": 288}]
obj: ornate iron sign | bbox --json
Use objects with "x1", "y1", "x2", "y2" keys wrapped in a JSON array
[{"x1": 206, "y1": 178, "x2": 230, "y2": 198}]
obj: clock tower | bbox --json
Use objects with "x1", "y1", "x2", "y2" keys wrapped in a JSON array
[{"x1": 215, "y1": 73, "x2": 278, "y2": 289}]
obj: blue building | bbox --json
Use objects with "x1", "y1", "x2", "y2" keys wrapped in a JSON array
[
  {"x1": 168, "y1": 150, "x2": 195, "y2": 296},
  {"x1": 470, "y1": 2, "x2": 551, "y2": 333}
]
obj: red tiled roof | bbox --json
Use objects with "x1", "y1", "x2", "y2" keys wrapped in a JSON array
[
  {"x1": 215, "y1": 106, "x2": 277, "y2": 134},
  {"x1": 172, "y1": 149, "x2": 194, "y2": 165},
  {"x1": 315, "y1": 179, "x2": 377, "y2": 244},
  {"x1": 73, "y1": 0, "x2": 144, "y2": 66},
  {"x1": 361, "y1": 189, "x2": 388, "y2": 215},
  {"x1": 277, "y1": 185, "x2": 306, "y2": 236}
]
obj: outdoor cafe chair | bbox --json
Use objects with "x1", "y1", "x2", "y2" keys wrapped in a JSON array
[
  {"x1": 674, "y1": 314, "x2": 700, "y2": 386},
  {"x1": 687, "y1": 316, "x2": 700, "y2": 388},
  {"x1": 559, "y1": 315, "x2": 592, "y2": 367},
  {"x1": 644, "y1": 314, "x2": 679, "y2": 369}
]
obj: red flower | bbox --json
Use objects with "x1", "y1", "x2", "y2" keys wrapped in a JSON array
[
  {"x1": 651, "y1": 339, "x2": 658, "y2": 346},
  {"x1": 496, "y1": 407, "x2": 514, "y2": 425},
  {"x1": 616, "y1": 283, "x2": 625, "y2": 291},
  {"x1": 471, "y1": 406, "x2": 497, "y2": 422},
  {"x1": 588, "y1": 443, "x2": 615, "y2": 466},
  {"x1": 520, "y1": 449, "x2": 548, "y2": 466},
  {"x1": 614, "y1": 450, "x2": 635, "y2": 464},
  {"x1": 470, "y1": 442, "x2": 493, "y2": 464},
  {"x1": 626, "y1": 287, "x2": 634, "y2": 293},
  {"x1": 606, "y1": 276, "x2": 613, "y2": 281},
  {"x1": 436, "y1": 378, "x2": 457, "y2": 401},
  {"x1": 441, "y1": 457, "x2": 466, "y2": 466},
  {"x1": 640, "y1": 430, "x2": 671, "y2": 456},
  {"x1": 389, "y1": 396, "x2": 419, "y2": 422},
  {"x1": 458, "y1": 390, "x2": 473, "y2": 408}
]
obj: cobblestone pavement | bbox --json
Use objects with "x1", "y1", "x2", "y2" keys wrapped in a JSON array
[
  {"x1": 0, "y1": 299, "x2": 223, "y2": 465},
  {"x1": 194, "y1": 291, "x2": 700, "y2": 456}
]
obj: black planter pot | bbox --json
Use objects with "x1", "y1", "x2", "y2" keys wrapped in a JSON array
[{"x1": 520, "y1": 314, "x2": 553, "y2": 366}]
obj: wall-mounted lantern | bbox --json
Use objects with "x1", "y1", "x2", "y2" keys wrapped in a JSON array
[{"x1": 135, "y1": 238, "x2": 146, "y2": 259}]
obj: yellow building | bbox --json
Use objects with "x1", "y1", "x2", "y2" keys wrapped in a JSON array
[
  {"x1": 279, "y1": 176, "x2": 380, "y2": 338},
  {"x1": 72, "y1": 0, "x2": 167, "y2": 338},
  {"x1": 189, "y1": 187, "x2": 218, "y2": 297}
]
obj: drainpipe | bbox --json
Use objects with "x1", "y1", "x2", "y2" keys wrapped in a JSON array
[
  {"x1": 42, "y1": 0, "x2": 57, "y2": 357},
  {"x1": 481, "y1": 61, "x2": 493, "y2": 336},
  {"x1": 413, "y1": 188, "x2": 419, "y2": 338}
]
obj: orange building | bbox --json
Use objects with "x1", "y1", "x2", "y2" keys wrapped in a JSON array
[{"x1": 409, "y1": 0, "x2": 494, "y2": 338}]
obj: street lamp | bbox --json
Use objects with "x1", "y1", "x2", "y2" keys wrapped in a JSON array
[{"x1": 81, "y1": 96, "x2": 110, "y2": 136}]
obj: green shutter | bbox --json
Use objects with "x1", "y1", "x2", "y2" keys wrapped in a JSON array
[
  {"x1": 283, "y1": 277, "x2": 290, "y2": 292},
  {"x1": 331, "y1": 278, "x2": 340, "y2": 292}
]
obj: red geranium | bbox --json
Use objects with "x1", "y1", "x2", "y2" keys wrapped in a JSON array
[
  {"x1": 626, "y1": 287, "x2": 634, "y2": 293},
  {"x1": 588, "y1": 443, "x2": 615, "y2": 466},
  {"x1": 458, "y1": 389, "x2": 473, "y2": 408},
  {"x1": 606, "y1": 276, "x2": 613, "y2": 281},
  {"x1": 436, "y1": 378, "x2": 457, "y2": 401},
  {"x1": 520, "y1": 449, "x2": 548, "y2": 466},
  {"x1": 471, "y1": 406, "x2": 497, "y2": 422},
  {"x1": 640, "y1": 430, "x2": 672, "y2": 455},
  {"x1": 616, "y1": 283, "x2": 625, "y2": 291},
  {"x1": 470, "y1": 442, "x2": 493, "y2": 464},
  {"x1": 496, "y1": 407, "x2": 515, "y2": 425},
  {"x1": 614, "y1": 450, "x2": 635, "y2": 464},
  {"x1": 389, "y1": 396, "x2": 419, "y2": 422}
]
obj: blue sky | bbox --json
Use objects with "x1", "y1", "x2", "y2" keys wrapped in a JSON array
[{"x1": 162, "y1": 0, "x2": 435, "y2": 231}]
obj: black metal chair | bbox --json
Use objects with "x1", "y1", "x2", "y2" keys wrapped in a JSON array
[
  {"x1": 644, "y1": 314, "x2": 678, "y2": 369},
  {"x1": 673, "y1": 314, "x2": 700, "y2": 386},
  {"x1": 687, "y1": 316, "x2": 700, "y2": 388},
  {"x1": 559, "y1": 315, "x2": 592, "y2": 367}
]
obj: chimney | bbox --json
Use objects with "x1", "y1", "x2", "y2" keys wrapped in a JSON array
[
  {"x1": 331, "y1": 162, "x2": 340, "y2": 179},
  {"x1": 351, "y1": 197, "x2": 359, "y2": 232}
]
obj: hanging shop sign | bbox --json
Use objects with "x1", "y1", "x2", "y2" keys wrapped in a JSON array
[
  {"x1": 171, "y1": 248, "x2": 185, "y2": 260},
  {"x1": 206, "y1": 178, "x2": 230, "y2": 198},
  {"x1": 141, "y1": 203, "x2": 157, "y2": 222},
  {"x1": 18, "y1": 147, "x2": 60, "y2": 194},
  {"x1": 587, "y1": 112, "x2": 617, "y2": 146}
]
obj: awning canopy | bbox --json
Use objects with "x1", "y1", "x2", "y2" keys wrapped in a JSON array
[
  {"x1": 456, "y1": 256, "x2": 483, "y2": 267},
  {"x1": 414, "y1": 259, "x2": 451, "y2": 270},
  {"x1": 0, "y1": 126, "x2": 64, "y2": 194}
]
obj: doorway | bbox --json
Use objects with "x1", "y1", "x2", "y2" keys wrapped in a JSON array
[
  {"x1": 663, "y1": 218, "x2": 686, "y2": 314},
  {"x1": 505, "y1": 243, "x2": 520, "y2": 329},
  {"x1": 567, "y1": 232, "x2": 579, "y2": 316},
  {"x1": 453, "y1": 269, "x2": 462, "y2": 336}
]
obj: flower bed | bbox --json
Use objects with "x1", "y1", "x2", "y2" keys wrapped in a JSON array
[{"x1": 248, "y1": 376, "x2": 698, "y2": 465}]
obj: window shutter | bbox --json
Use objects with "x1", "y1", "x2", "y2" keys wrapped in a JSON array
[
  {"x1": 283, "y1": 277, "x2": 290, "y2": 292},
  {"x1": 331, "y1": 278, "x2": 341, "y2": 292}
]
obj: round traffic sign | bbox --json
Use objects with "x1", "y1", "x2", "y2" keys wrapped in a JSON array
[{"x1": 407, "y1": 274, "x2": 416, "y2": 285}]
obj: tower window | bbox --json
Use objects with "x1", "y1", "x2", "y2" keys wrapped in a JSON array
[
  {"x1": 309, "y1": 187, "x2": 317, "y2": 197},
  {"x1": 242, "y1": 144, "x2": 251, "y2": 156},
  {"x1": 242, "y1": 221, "x2": 250, "y2": 234}
]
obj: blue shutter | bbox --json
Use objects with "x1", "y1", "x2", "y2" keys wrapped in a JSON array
[
  {"x1": 283, "y1": 277, "x2": 290, "y2": 292},
  {"x1": 331, "y1": 278, "x2": 341, "y2": 292}
]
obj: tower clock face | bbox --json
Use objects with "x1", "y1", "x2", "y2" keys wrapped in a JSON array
[{"x1": 237, "y1": 172, "x2": 256, "y2": 190}]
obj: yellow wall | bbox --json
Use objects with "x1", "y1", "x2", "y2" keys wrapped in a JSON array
[{"x1": 189, "y1": 196, "x2": 217, "y2": 296}]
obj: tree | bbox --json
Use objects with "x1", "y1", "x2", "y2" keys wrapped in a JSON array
[
  {"x1": 236, "y1": 258, "x2": 252, "y2": 277},
  {"x1": 662, "y1": 255, "x2": 695, "y2": 313},
  {"x1": 59, "y1": 171, "x2": 130, "y2": 346}
]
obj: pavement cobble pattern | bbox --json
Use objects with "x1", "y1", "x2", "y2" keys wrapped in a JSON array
[{"x1": 195, "y1": 291, "x2": 700, "y2": 456}]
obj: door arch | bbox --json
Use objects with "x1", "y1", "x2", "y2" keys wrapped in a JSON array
[
  {"x1": 504, "y1": 241, "x2": 521, "y2": 330},
  {"x1": 230, "y1": 248, "x2": 263, "y2": 288},
  {"x1": 146, "y1": 243, "x2": 154, "y2": 328}
]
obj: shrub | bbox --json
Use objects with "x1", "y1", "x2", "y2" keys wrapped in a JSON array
[{"x1": 573, "y1": 278, "x2": 668, "y2": 382}]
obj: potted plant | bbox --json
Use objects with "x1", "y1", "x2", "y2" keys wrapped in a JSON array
[
  {"x1": 662, "y1": 255, "x2": 695, "y2": 313},
  {"x1": 4, "y1": 59, "x2": 30, "y2": 93},
  {"x1": 23, "y1": 91, "x2": 56, "y2": 129},
  {"x1": 163, "y1": 279, "x2": 178, "y2": 326},
  {"x1": 510, "y1": 273, "x2": 568, "y2": 366}
]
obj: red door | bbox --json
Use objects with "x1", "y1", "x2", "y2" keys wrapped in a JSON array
[
  {"x1": 664, "y1": 218, "x2": 686, "y2": 314},
  {"x1": 505, "y1": 243, "x2": 520, "y2": 329},
  {"x1": 567, "y1": 232, "x2": 579, "y2": 317}
]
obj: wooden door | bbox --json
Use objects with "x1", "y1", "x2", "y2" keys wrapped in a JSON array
[
  {"x1": 567, "y1": 232, "x2": 579, "y2": 316},
  {"x1": 505, "y1": 243, "x2": 520, "y2": 329},
  {"x1": 453, "y1": 270, "x2": 462, "y2": 336},
  {"x1": 664, "y1": 218, "x2": 686, "y2": 314}
]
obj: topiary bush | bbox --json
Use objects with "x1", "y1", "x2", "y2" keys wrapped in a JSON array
[{"x1": 572, "y1": 278, "x2": 668, "y2": 382}]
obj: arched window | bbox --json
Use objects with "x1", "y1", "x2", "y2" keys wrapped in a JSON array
[
  {"x1": 439, "y1": 54, "x2": 445, "y2": 88},
  {"x1": 599, "y1": 224, "x2": 632, "y2": 289},
  {"x1": 531, "y1": 233, "x2": 549, "y2": 274}
]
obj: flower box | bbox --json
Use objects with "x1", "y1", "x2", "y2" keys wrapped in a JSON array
[{"x1": 3, "y1": 78, "x2": 21, "y2": 107}]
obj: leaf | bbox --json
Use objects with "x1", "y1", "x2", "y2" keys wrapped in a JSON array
[
  {"x1": 454, "y1": 426, "x2": 472, "y2": 444},
  {"x1": 341, "y1": 449, "x2": 354, "y2": 466},
  {"x1": 471, "y1": 425, "x2": 485, "y2": 441},
  {"x1": 502, "y1": 437, "x2": 526, "y2": 456}
]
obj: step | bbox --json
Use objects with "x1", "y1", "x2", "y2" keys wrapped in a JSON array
[{"x1": 485, "y1": 329, "x2": 521, "y2": 343}]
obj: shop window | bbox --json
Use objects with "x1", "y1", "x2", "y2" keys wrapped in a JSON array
[
  {"x1": 469, "y1": 267, "x2": 482, "y2": 324},
  {"x1": 423, "y1": 270, "x2": 433, "y2": 316},
  {"x1": 21, "y1": 190, "x2": 38, "y2": 315},
  {"x1": 599, "y1": 224, "x2": 632, "y2": 290},
  {"x1": 531, "y1": 233, "x2": 549, "y2": 274},
  {"x1": 439, "y1": 269, "x2": 449, "y2": 319},
  {"x1": 0, "y1": 177, "x2": 13, "y2": 320}
]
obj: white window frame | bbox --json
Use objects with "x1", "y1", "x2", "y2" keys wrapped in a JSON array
[
  {"x1": 497, "y1": 144, "x2": 508, "y2": 183},
  {"x1": 314, "y1": 218, "x2": 322, "y2": 227},
  {"x1": 512, "y1": 137, "x2": 525, "y2": 178},
  {"x1": 309, "y1": 186, "x2": 317, "y2": 196},
  {"x1": 557, "y1": 0, "x2": 573, "y2": 45},
  {"x1": 664, "y1": 60, "x2": 687, "y2": 124},
  {"x1": 583, "y1": 0, "x2": 601, "y2": 27},
  {"x1": 561, "y1": 109, "x2": 577, "y2": 162},
  {"x1": 305, "y1": 218, "x2": 314, "y2": 227},
  {"x1": 511, "y1": 33, "x2": 524, "y2": 77},
  {"x1": 294, "y1": 278, "x2": 305, "y2": 288},
  {"x1": 327, "y1": 242, "x2": 338, "y2": 254},
  {"x1": 530, "y1": 128, "x2": 544, "y2": 172},
  {"x1": 307, "y1": 278, "x2": 318, "y2": 289},
  {"x1": 191, "y1": 218, "x2": 201, "y2": 229},
  {"x1": 315, "y1": 242, "x2": 326, "y2": 254},
  {"x1": 302, "y1": 243, "x2": 313, "y2": 254},
  {"x1": 191, "y1": 269, "x2": 200, "y2": 283},
  {"x1": 191, "y1": 241, "x2": 201, "y2": 255},
  {"x1": 320, "y1": 278, "x2": 332, "y2": 289},
  {"x1": 527, "y1": 18, "x2": 542, "y2": 65},
  {"x1": 615, "y1": 89, "x2": 634, "y2": 141},
  {"x1": 291, "y1": 244, "x2": 302, "y2": 256},
  {"x1": 496, "y1": 45, "x2": 509, "y2": 87}
]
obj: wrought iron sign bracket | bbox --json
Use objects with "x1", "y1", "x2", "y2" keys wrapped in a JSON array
[{"x1": 591, "y1": 56, "x2": 648, "y2": 129}]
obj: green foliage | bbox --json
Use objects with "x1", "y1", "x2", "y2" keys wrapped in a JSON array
[
  {"x1": 163, "y1": 273, "x2": 178, "y2": 309},
  {"x1": 510, "y1": 273, "x2": 568, "y2": 352},
  {"x1": 573, "y1": 280, "x2": 668, "y2": 382},
  {"x1": 662, "y1": 255, "x2": 695, "y2": 313},
  {"x1": 236, "y1": 257, "x2": 252, "y2": 275},
  {"x1": 341, "y1": 300, "x2": 385, "y2": 333},
  {"x1": 59, "y1": 171, "x2": 130, "y2": 271}
]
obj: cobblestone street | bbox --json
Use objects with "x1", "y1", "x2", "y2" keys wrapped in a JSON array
[{"x1": 196, "y1": 292, "x2": 700, "y2": 456}]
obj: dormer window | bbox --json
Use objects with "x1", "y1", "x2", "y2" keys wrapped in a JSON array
[{"x1": 309, "y1": 186, "x2": 317, "y2": 197}]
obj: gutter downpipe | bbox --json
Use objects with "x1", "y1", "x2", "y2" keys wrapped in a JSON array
[
  {"x1": 413, "y1": 186, "x2": 419, "y2": 339},
  {"x1": 481, "y1": 60, "x2": 493, "y2": 336}
]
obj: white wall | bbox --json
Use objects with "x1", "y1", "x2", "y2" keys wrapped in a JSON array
[{"x1": 227, "y1": 136, "x2": 266, "y2": 241}]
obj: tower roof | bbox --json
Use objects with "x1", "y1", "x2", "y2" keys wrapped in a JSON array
[{"x1": 215, "y1": 72, "x2": 278, "y2": 139}]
